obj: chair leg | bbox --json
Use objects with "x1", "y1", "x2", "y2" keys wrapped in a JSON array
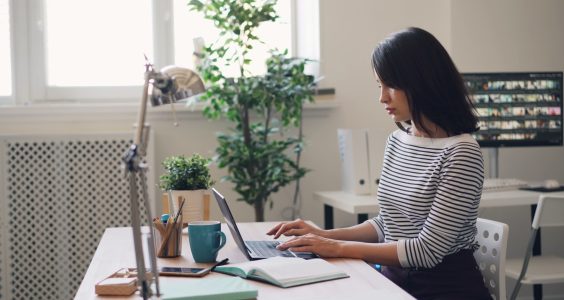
[
  {"x1": 510, "y1": 229, "x2": 538, "y2": 300},
  {"x1": 510, "y1": 282, "x2": 522, "y2": 300}
]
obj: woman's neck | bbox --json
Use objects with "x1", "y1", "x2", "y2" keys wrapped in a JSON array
[{"x1": 411, "y1": 118, "x2": 448, "y2": 138}]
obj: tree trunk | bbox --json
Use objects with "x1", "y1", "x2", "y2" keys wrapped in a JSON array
[{"x1": 254, "y1": 198, "x2": 265, "y2": 222}]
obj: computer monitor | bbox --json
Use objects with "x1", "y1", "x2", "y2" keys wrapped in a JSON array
[{"x1": 462, "y1": 72, "x2": 563, "y2": 148}]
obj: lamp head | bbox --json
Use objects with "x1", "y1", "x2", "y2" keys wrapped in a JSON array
[{"x1": 149, "y1": 66, "x2": 205, "y2": 106}]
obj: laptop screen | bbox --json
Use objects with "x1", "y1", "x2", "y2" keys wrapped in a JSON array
[{"x1": 211, "y1": 188, "x2": 252, "y2": 259}]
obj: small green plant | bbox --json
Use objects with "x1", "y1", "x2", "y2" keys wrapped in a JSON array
[{"x1": 159, "y1": 154, "x2": 214, "y2": 191}]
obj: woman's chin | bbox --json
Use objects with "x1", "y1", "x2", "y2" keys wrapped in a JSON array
[{"x1": 391, "y1": 115, "x2": 408, "y2": 122}]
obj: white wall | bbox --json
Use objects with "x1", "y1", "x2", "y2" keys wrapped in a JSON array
[{"x1": 1, "y1": 0, "x2": 564, "y2": 297}]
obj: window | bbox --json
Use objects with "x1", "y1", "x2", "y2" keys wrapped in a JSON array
[
  {"x1": 44, "y1": 0, "x2": 153, "y2": 87},
  {"x1": 0, "y1": 0, "x2": 11, "y2": 98},
  {"x1": 32, "y1": 0, "x2": 153, "y2": 102},
  {"x1": 4, "y1": 0, "x2": 318, "y2": 105},
  {"x1": 172, "y1": 0, "x2": 292, "y2": 77}
]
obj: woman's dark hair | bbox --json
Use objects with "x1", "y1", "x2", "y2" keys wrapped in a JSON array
[{"x1": 371, "y1": 27, "x2": 479, "y2": 136}]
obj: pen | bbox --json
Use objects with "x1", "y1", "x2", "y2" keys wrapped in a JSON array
[
  {"x1": 210, "y1": 258, "x2": 229, "y2": 271},
  {"x1": 175, "y1": 198, "x2": 185, "y2": 221},
  {"x1": 161, "y1": 214, "x2": 169, "y2": 224}
]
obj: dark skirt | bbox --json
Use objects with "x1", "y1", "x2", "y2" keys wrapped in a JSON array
[{"x1": 381, "y1": 249, "x2": 493, "y2": 300}]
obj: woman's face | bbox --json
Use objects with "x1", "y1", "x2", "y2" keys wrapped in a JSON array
[{"x1": 377, "y1": 77, "x2": 411, "y2": 123}]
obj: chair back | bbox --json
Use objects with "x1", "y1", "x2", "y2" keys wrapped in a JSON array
[
  {"x1": 532, "y1": 195, "x2": 564, "y2": 229},
  {"x1": 508, "y1": 195, "x2": 564, "y2": 300},
  {"x1": 474, "y1": 218, "x2": 509, "y2": 300}
]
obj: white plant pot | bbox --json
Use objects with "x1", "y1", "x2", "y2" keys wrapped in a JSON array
[{"x1": 168, "y1": 189, "x2": 207, "y2": 225}]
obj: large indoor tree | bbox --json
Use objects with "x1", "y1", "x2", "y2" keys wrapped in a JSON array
[{"x1": 188, "y1": 0, "x2": 315, "y2": 221}]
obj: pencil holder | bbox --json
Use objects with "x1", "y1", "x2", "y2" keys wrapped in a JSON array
[{"x1": 153, "y1": 214, "x2": 183, "y2": 258}]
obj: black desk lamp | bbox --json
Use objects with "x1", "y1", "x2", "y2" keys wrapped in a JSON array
[{"x1": 122, "y1": 57, "x2": 205, "y2": 299}]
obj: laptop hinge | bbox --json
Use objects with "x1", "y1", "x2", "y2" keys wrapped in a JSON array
[
  {"x1": 246, "y1": 246, "x2": 257, "y2": 257},
  {"x1": 244, "y1": 243, "x2": 259, "y2": 258}
]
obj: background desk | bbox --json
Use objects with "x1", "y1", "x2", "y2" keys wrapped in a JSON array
[
  {"x1": 314, "y1": 191, "x2": 380, "y2": 229},
  {"x1": 76, "y1": 222, "x2": 414, "y2": 299},
  {"x1": 315, "y1": 189, "x2": 564, "y2": 229}
]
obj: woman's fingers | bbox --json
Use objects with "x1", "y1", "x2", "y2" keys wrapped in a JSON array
[
  {"x1": 277, "y1": 234, "x2": 314, "y2": 250},
  {"x1": 287, "y1": 245, "x2": 314, "y2": 253},
  {"x1": 276, "y1": 237, "x2": 299, "y2": 250},
  {"x1": 283, "y1": 228, "x2": 304, "y2": 236},
  {"x1": 274, "y1": 223, "x2": 293, "y2": 239},
  {"x1": 267, "y1": 219, "x2": 306, "y2": 239},
  {"x1": 274, "y1": 220, "x2": 306, "y2": 239},
  {"x1": 276, "y1": 234, "x2": 342, "y2": 258},
  {"x1": 267, "y1": 222, "x2": 294, "y2": 238},
  {"x1": 266, "y1": 222, "x2": 284, "y2": 235}
]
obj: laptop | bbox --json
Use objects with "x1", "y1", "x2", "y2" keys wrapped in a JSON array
[{"x1": 212, "y1": 188, "x2": 318, "y2": 260}]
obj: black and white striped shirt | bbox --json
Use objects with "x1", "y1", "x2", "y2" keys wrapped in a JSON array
[{"x1": 368, "y1": 129, "x2": 484, "y2": 268}]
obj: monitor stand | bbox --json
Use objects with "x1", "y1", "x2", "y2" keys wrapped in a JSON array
[{"x1": 489, "y1": 148, "x2": 499, "y2": 179}]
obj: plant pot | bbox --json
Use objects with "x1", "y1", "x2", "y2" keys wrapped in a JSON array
[{"x1": 167, "y1": 190, "x2": 209, "y2": 225}]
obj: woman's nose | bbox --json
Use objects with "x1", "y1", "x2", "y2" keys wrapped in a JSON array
[{"x1": 379, "y1": 90, "x2": 388, "y2": 104}]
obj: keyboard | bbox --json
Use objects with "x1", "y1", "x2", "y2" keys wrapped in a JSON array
[
  {"x1": 483, "y1": 178, "x2": 528, "y2": 192},
  {"x1": 245, "y1": 241, "x2": 295, "y2": 257}
]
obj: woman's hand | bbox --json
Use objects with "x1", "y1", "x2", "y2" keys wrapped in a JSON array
[
  {"x1": 276, "y1": 234, "x2": 345, "y2": 258},
  {"x1": 266, "y1": 219, "x2": 324, "y2": 239}
]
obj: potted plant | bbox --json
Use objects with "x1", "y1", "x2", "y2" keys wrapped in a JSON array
[
  {"x1": 159, "y1": 154, "x2": 214, "y2": 224},
  {"x1": 188, "y1": 0, "x2": 315, "y2": 221}
]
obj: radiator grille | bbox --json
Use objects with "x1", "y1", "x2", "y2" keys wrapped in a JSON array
[
  {"x1": 0, "y1": 205, "x2": 3, "y2": 300},
  {"x1": 1, "y1": 134, "x2": 154, "y2": 300}
]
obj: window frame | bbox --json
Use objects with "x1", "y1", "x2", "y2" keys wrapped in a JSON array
[
  {"x1": 0, "y1": 0, "x2": 14, "y2": 105},
  {"x1": 5, "y1": 0, "x2": 318, "y2": 106},
  {"x1": 25, "y1": 0, "x2": 163, "y2": 104}
]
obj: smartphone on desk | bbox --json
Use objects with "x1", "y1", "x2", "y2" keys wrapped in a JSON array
[
  {"x1": 158, "y1": 258, "x2": 229, "y2": 277},
  {"x1": 159, "y1": 267, "x2": 210, "y2": 277}
]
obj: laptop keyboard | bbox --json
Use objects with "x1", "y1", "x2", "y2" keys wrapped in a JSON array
[{"x1": 246, "y1": 241, "x2": 295, "y2": 258}]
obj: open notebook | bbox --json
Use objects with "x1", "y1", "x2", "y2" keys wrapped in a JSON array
[{"x1": 214, "y1": 257, "x2": 349, "y2": 288}]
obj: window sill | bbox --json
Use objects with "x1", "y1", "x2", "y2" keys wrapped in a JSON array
[{"x1": 0, "y1": 95, "x2": 339, "y2": 123}]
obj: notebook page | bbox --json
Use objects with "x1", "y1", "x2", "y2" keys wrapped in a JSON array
[{"x1": 252, "y1": 257, "x2": 345, "y2": 281}]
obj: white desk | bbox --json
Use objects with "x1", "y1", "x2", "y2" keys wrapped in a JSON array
[
  {"x1": 480, "y1": 189, "x2": 564, "y2": 207},
  {"x1": 315, "y1": 189, "x2": 564, "y2": 300},
  {"x1": 313, "y1": 191, "x2": 380, "y2": 229},
  {"x1": 76, "y1": 222, "x2": 415, "y2": 299},
  {"x1": 315, "y1": 189, "x2": 564, "y2": 229}
]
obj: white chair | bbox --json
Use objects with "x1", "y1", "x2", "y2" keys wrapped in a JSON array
[
  {"x1": 474, "y1": 217, "x2": 509, "y2": 300},
  {"x1": 506, "y1": 195, "x2": 564, "y2": 300}
]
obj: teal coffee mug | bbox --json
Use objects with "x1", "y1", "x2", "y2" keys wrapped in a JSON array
[{"x1": 188, "y1": 221, "x2": 227, "y2": 263}]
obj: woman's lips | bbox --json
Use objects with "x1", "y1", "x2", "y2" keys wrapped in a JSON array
[{"x1": 386, "y1": 108, "x2": 395, "y2": 114}]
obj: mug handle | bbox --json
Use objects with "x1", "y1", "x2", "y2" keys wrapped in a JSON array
[{"x1": 213, "y1": 231, "x2": 227, "y2": 254}]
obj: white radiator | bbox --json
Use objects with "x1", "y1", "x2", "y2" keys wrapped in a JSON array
[{"x1": 0, "y1": 133, "x2": 155, "y2": 300}]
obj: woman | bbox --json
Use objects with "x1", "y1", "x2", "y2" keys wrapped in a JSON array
[{"x1": 268, "y1": 27, "x2": 491, "y2": 300}]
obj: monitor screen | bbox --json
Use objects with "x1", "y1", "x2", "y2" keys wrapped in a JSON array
[{"x1": 462, "y1": 72, "x2": 563, "y2": 147}]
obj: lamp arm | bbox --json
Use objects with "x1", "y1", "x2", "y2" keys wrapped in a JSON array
[
  {"x1": 136, "y1": 65, "x2": 153, "y2": 146},
  {"x1": 122, "y1": 61, "x2": 204, "y2": 299},
  {"x1": 122, "y1": 63, "x2": 161, "y2": 299}
]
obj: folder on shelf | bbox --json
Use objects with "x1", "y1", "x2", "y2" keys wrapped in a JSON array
[
  {"x1": 338, "y1": 128, "x2": 371, "y2": 195},
  {"x1": 367, "y1": 129, "x2": 386, "y2": 195}
]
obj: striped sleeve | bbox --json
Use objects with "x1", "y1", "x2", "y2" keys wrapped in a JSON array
[
  {"x1": 398, "y1": 142, "x2": 484, "y2": 268},
  {"x1": 367, "y1": 215, "x2": 385, "y2": 243},
  {"x1": 367, "y1": 135, "x2": 390, "y2": 243}
]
